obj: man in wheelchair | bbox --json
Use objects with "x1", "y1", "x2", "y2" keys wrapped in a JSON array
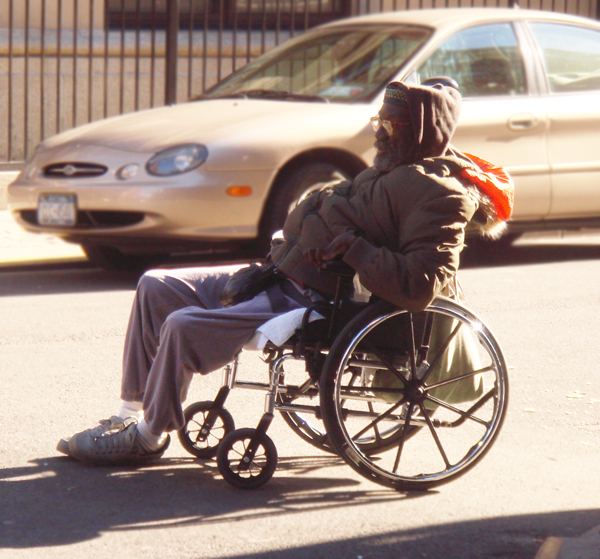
[{"x1": 59, "y1": 77, "x2": 510, "y2": 467}]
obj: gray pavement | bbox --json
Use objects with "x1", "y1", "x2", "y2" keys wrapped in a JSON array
[{"x1": 0, "y1": 170, "x2": 599, "y2": 558}]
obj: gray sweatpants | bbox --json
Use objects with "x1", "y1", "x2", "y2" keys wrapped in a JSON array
[{"x1": 120, "y1": 266, "x2": 307, "y2": 435}]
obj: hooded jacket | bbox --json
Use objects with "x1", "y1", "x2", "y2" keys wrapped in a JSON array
[{"x1": 270, "y1": 81, "x2": 507, "y2": 312}]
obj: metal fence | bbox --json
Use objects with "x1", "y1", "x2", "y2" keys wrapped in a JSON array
[{"x1": 1, "y1": 0, "x2": 598, "y2": 166}]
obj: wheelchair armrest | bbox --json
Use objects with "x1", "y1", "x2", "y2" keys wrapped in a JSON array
[{"x1": 318, "y1": 260, "x2": 355, "y2": 279}]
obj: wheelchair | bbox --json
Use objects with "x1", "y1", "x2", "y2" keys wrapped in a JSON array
[{"x1": 177, "y1": 266, "x2": 509, "y2": 491}]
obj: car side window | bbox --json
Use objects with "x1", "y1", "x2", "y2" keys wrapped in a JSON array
[
  {"x1": 415, "y1": 23, "x2": 526, "y2": 98},
  {"x1": 528, "y1": 22, "x2": 600, "y2": 93}
]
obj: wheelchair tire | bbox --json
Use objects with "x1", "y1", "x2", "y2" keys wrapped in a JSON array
[
  {"x1": 217, "y1": 428, "x2": 278, "y2": 489},
  {"x1": 320, "y1": 298, "x2": 509, "y2": 491},
  {"x1": 177, "y1": 401, "x2": 235, "y2": 458}
]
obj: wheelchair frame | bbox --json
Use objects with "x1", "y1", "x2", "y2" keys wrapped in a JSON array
[{"x1": 177, "y1": 289, "x2": 509, "y2": 491}]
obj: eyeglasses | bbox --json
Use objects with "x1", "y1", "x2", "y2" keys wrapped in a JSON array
[{"x1": 370, "y1": 116, "x2": 411, "y2": 135}]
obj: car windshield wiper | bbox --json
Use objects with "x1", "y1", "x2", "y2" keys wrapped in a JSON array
[{"x1": 195, "y1": 89, "x2": 329, "y2": 103}]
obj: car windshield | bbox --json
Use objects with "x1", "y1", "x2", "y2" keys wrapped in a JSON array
[{"x1": 202, "y1": 24, "x2": 431, "y2": 103}]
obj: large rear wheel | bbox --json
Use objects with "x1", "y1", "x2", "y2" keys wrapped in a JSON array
[{"x1": 320, "y1": 298, "x2": 509, "y2": 491}]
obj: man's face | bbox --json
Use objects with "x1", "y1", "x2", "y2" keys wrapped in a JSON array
[{"x1": 373, "y1": 103, "x2": 414, "y2": 172}]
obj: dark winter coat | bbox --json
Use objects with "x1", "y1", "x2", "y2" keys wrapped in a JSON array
[{"x1": 270, "y1": 152, "x2": 499, "y2": 312}]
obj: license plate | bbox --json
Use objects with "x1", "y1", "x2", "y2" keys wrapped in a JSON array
[{"x1": 38, "y1": 194, "x2": 77, "y2": 226}]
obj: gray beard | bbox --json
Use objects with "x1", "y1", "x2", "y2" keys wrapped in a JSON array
[{"x1": 373, "y1": 151, "x2": 404, "y2": 173}]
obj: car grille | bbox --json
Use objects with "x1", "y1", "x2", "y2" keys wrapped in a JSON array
[
  {"x1": 20, "y1": 210, "x2": 144, "y2": 228},
  {"x1": 44, "y1": 162, "x2": 108, "y2": 178}
]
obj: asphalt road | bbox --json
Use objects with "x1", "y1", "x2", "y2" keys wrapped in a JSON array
[{"x1": 1, "y1": 234, "x2": 599, "y2": 559}]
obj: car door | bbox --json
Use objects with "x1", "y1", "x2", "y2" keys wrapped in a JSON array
[
  {"x1": 410, "y1": 21, "x2": 551, "y2": 220},
  {"x1": 527, "y1": 21, "x2": 600, "y2": 218}
]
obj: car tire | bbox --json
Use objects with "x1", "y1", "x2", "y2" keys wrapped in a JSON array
[
  {"x1": 82, "y1": 244, "x2": 167, "y2": 271},
  {"x1": 258, "y1": 163, "x2": 352, "y2": 250}
]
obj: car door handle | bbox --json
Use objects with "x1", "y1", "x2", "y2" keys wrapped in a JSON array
[{"x1": 508, "y1": 114, "x2": 539, "y2": 130}]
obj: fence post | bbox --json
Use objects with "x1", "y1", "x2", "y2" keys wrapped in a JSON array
[{"x1": 165, "y1": 0, "x2": 180, "y2": 105}]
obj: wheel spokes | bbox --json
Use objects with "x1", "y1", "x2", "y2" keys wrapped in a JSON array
[
  {"x1": 420, "y1": 403, "x2": 451, "y2": 469},
  {"x1": 350, "y1": 397, "x2": 408, "y2": 441},
  {"x1": 392, "y1": 403, "x2": 415, "y2": 473},
  {"x1": 424, "y1": 387, "x2": 497, "y2": 428},
  {"x1": 332, "y1": 305, "x2": 506, "y2": 485},
  {"x1": 419, "y1": 318, "x2": 462, "y2": 384}
]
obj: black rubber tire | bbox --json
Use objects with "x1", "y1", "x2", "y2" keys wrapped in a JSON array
[
  {"x1": 177, "y1": 401, "x2": 235, "y2": 458},
  {"x1": 82, "y1": 244, "x2": 168, "y2": 271},
  {"x1": 217, "y1": 428, "x2": 278, "y2": 489},
  {"x1": 320, "y1": 299, "x2": 509, "y2": 491},
  {"x1": 259, "y1": 163, "x2": 351, "y2": 248}
]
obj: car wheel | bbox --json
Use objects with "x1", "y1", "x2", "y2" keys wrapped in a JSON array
[
  {"x1": 82, "y1": 244, "x2": 167, "y2": 271},
  {"x1": 259, "y1": 163, "x2": 352, "y2": 250}
]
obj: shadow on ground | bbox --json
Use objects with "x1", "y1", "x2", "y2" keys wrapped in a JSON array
[
  {"x1": 1, "y1": 455, "x2": 598, "y2": 558},
  {"x1": 0, "y1": 454, "x2": 401, "y2": 548}
]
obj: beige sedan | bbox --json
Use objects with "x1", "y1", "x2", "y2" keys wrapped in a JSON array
[{"x1": 8, "y1": 7, "x2": 600, "y2": 268}]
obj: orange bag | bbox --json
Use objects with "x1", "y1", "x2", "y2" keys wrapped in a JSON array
[{"x1": 458, "y1": 153, "x2": 514, "y2": 221}]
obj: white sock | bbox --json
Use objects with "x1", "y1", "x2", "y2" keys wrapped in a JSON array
[
  {"x1": 118, "y1": 400, "x2": 144, "y2": 421},
  {"x1": 136, "y1": 418, "x2": 168, "y2": 451}
]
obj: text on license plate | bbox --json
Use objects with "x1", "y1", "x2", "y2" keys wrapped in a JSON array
[{"x1": 37, "y1": 194, "x2": 77, "y2": 226}]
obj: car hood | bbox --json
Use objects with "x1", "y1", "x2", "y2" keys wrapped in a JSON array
[{"x1": 41, "y1": 98, "x2": 374, "y2": 155}]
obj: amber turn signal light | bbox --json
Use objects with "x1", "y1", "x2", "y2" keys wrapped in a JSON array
[{"x1": 226, "y1": 186, "x2": 253, "y2": 197}]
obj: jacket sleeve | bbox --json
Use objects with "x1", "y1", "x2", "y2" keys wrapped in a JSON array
[
  {"x1": 281, "y1": 180, "x2": 354, "y2": 235},
  {"x1": 270, "y1": 179, "x2": 354, "y2": 259},
  {"x1": 342, "y1": 187, "x2": 476, "y2": 312}
]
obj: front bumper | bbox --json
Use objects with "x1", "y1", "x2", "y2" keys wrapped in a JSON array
[{"x1": 8, "y1": 144, "x2": 276, "y2": 244}]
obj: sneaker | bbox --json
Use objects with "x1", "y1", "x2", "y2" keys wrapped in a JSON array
[
  {"x1": 69, "y1": 419, "x2": 170, "y2": 466},
  {"x1": 57, "y1": 416, "x2": 125, "y2": 457}
]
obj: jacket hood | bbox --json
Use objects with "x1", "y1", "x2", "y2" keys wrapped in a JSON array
[{"x1": 386, "y1": 81, "x2": 462, "y2": 162}]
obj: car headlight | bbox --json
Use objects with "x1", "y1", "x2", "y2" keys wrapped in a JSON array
[{"x1": 146, "y1": 144, "x2": 208, "y2": 176}]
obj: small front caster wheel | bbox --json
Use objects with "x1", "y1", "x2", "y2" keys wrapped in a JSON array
[
  {"x1": 177, "y1": 401, "x2": 235, "y2": 458},
  {"x1": 217, "y1": 428, "x2": 278, "y2": 489}
]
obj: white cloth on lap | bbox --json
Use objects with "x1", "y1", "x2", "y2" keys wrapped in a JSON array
[{"x1": 244, "y1": 308, "x2": 325, "y2": 350}]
